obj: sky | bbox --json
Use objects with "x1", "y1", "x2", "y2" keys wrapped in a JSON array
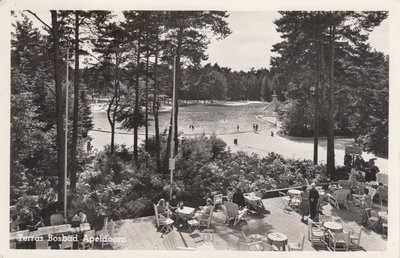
[
  {"x1": 22, "y1": 10, "x2": 389, "y2": 72},
  {"x1": 204, "y1": 11, "x2": 389, "y2": 71}
]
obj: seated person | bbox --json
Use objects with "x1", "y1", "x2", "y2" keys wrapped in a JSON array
[
  {"x1": 251, "y1": 188, "x2": 266, "y2": 211},
  {"x1": 194, "y1": 198, "x2": 213, "y2": 220},
  {"x1": 156, "y1": 199, "x2": 169, "y2": 217},
  {"x1": 361, "y1": 189, "x2": 372, "y2": 208},
  {"x1": 167, "y1": 194, "x2": 179, "y2": 219},
  {"x1": 79, "y1": 211, "x2": 88, "y2": 224},
  {"x1": 71, "y1": 214, "x2": 81, "y2": 227}
]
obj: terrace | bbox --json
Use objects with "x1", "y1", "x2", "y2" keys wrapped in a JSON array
[{"x1": 108, "y1": 195, "x2": 388, "y2": 251}]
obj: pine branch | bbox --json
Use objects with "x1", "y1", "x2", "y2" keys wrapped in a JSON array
[{"x1": 24, "y1": 10, "x2": 52, "y2": 30}]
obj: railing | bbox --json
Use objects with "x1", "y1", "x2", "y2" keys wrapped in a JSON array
[{"x1": 261, "y1": 182, "x2": 336, "y2": 199}]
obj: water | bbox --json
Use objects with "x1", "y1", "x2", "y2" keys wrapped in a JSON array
[{"x1": 88, "y1": 102, "x2": 388, "y2": 174}]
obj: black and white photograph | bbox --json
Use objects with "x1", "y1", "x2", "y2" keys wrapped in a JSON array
[{"x1": 2, "y1": 0, "x2": 399, "y2": 257}]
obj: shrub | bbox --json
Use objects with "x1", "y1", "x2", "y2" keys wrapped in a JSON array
[{"x1": 71, "y1": 135, "x2": 330, "y2": 225}]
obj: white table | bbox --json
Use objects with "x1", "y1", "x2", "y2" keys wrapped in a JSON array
[
  {"x1": 244, "y1": 195, "x2": 262, "y2": 210},
  {"x1": 323, "y1": 221, "x2": 343, "y2": 233},
  {"x1": 287, "y1": 189, "x2": 302, "y2": 198},
  {"x1": 267, "y1": 232, "x2": 288, "y2": 250},
  {"x1": 176, "y1": 206, "x2": 195, "y2": 223}
]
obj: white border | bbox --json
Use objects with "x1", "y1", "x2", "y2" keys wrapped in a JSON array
[{"x1": 1, "y1": 1, "x2": 399, "y2": 258}]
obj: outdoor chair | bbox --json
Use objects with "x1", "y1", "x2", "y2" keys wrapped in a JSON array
[
  {"x1": 278, "y1": 191, "x2": 293, "y2": 213},
  {"x1": 317, "y1": 193, "x2": 328, "y2": 211},
  {"x1": 381, "y1": 215, "x2": 388, "y2": 237},
  {"x1": 223, "y1": 191, "x2": 234, "y2": 203},
  {"x1": 307, "y1": 218, "x2": 325, "y2": 247},
  {"x1": 202, "y1": 229, "x2": 215, "y2": 244},
  {"x1": 187, "y1": 219, "x2": 200, "y2": 232},
  {"x1": 355, "y1": 182, "x2": 366, "y2": 195},
  {"x1": 261, "y1": 242, "x2": 279, "y2": 251},
  {"x1": 198, "y1": 204, "x2": 215, "y2": 229},
  {"x1": 224, "y1": 201, "x2": 247, "y2": 226},
  {"x1": 239, "y1": 240, "x2": 263, "y2": 251},
  {"x1": 50, "y1": 213, "x2": 65, "y2": 226},
  {"x1": 376, "y1": 185, "x2": 388, "y2": 206},
  {"x1": 363, "y1": 208, "x2": 380, "y2": 231},
  {"x1": 344, "y1": 225, "x2": 362, "y2": 249},
  {"x1": 227, "y1": 234, "x2": 240, "y2": 250},
  {"x1": 213, "y1": 193, "x2": 223, "y2": 207},
  {"x1": 327, "y1": 230, "x2": 349, "y2": 251},
  {"x1": 288, "y1": 232, "x2": 305, "y2": 251},
  {"x1": 329, "y1": 189, "x2": 350, "y2": 209},
  {"x1": 60, "y1": 239, "x2": 74, "y2": 249},
  {"x1": 366, "y1": 186, "x2": 378, "y2": 203},
  {"x1": 98, "y1": 217, "x2": 115, "y2": 248},
  {"x1": 338, "y1": 180, "x2": 353, "y2": 190},
  {"x1": 241, "y1": 231, "x2": 264, "y2": 243},
  {"x1": 35, "y1": 239, "x2": 50, "y2": 249},
  {"x1": 353, "y1": 194, "x2": 372, "y2": 209},
  {"x1": 154, "y1": 204, "x2": 174, "y2": 236},
  {"x1": 79, "y1": 229, "x2": 96, "y2": 250},
  {"x1": 154, "y1": 232, "x2": 196, "y2": 250}
]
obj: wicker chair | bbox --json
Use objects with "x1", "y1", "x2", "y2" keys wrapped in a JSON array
[
  {"x1": 376, "y1": 185, "x2": 388, "y2": 206},
  {"x1": 344, "y1": 225, "x2": 362, "y2": 249},
  {"x1": 327, "y1": 230, "x2": 349, "y2": 251},
  {"x1": 307, "y1": 218, "x2": 325, "y2": 246}
]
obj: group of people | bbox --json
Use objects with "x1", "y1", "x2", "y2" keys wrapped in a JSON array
[
  {"x1": 156, "y1": 194, "x2": 214, "y2": 225},
  {"x1": 189, "y1": 124, "x2": 195, "y2": 131},
  {"x1": 230, "y1": 185, "x2": 265, "y2": 212},
  {"x1": 10, "y1": 200, "x2": 90, "y2": 249},
  {"x1": 345, "y1": 155, "x2": 380, "y2": 182},
  {"x1": 299, "y1": 183, "x2": 320, "y2": 222}
]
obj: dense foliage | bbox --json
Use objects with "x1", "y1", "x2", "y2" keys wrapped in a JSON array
[
  {"x1": 10, "y1": 14, "x2": 93, "y2": 204},
  {"x1": 63, "y1": 135, "x2": 328, "y2": 229},
  {"x1": 181, "y1": 64, "x2": 273, "y2": 102},
  {"x1": 271, "y1": 11, "x2": 388, "y2": 158}
]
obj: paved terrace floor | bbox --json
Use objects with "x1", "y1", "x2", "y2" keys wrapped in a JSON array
[{"x1": 109, "y1": 197, "x2": 388, "y2": 251}]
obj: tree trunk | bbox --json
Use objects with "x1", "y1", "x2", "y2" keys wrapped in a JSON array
[
  {"x1": 174, "y1": 25, "x2": 183, "y2": 154},
  {"x1": 327, "y1": 22, "x2": 336, "y2": 178},
  {"x1": 51, "y1": 10, "x2": 65, "y2": 207},
  {"x1": 133, "y1": 29, "x2": 141, "y2": 164},
  {"x1": 70, "y1": 11, "x2": 79, "y2": 192},
  {"x1": 313, "y1": 33, "x2": 321, "y2": 165},
  {"x1": 153, "y1": 31, "x2": 161, "y2": 173},
  {"x1": 107, "y1": 96, "x2": 115, "y2": 154},
  {"x1": 164, "y1": 25, "x2": 183, "y2": 170},
  {"x1": 145, "y1": 34, "x2": 149, "y2": 153},
  {"x1": 107, "y1": 54, "x2": 120, "y2": 155}
]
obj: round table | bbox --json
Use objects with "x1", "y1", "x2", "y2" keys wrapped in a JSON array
[
  {"x1": 323, "y1": 222, "x2": 343, "y2": 232},
  {"x1": 287, "y1": 189, "x2": 302, "y2": 198},
  {"x1": 267, "y1": 232, "x2": 288, "y2": 250}
]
